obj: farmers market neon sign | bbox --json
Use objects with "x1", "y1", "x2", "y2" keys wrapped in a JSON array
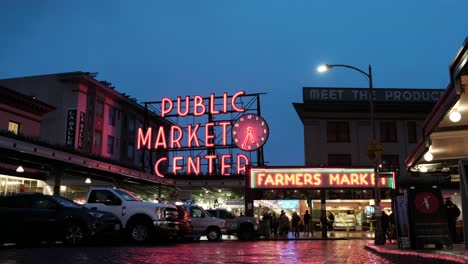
[
  {"x1": 138, "y1": 91, "x2": 263, "y2": 177},
  {"x1": 250, "y1": 168, "x2": 394, "y2": 189}
]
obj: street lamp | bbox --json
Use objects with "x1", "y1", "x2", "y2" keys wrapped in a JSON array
[{"x1": 317, "y1": 63, "x2": 386, "y2": 245}]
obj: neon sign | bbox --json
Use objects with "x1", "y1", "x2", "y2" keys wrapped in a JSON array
[
  {"x1": 138, "y1": 91, "x2": 269, "y2": 177},
  {"x1": 250, "y1": 168, "x2": 394, "y2": 189}
]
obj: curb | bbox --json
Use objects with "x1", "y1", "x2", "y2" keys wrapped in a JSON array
[{"x1": 364, "y1": 244, "x2": 467, "y2": 264}]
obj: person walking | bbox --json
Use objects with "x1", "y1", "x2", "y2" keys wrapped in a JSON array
[
  {"x1": 328, "y1": 212, "x2": 335, "y2": 231},
  {"x1": 320, "y1": 211, "x2": 328, "y2": 238},
  {"x1": 445, "y1": 197, "x2": 461, "y2": 243},
  {"x1": 271, "y1": 212, "x2": 279, "y2": 238},
  {"x1": 279, "y1": 211, "x2": 290, "y2": 237},
  {"x1": 303, "y1": 210, "x2": 311, "y2": 236},
  {"x1": 381, "y1": 211, "x2": 390, "y2": 244},
  {"x1": 292, "y1": 212, "x2": 300, "y2": 238}
]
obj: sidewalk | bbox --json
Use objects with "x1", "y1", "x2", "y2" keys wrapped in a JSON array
[
  {"x1": 365, "y1": 240, "x2": 468, "y2": 264},
  {"x1": 255, "y1": 231, "x2": 468, "y2": 263}
]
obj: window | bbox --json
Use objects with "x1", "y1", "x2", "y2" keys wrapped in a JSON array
[
  {"x1": 88, "y1": 190, "x2": 122, "y2": 205},
  {"x1": 94, "y1": 131, "x2": 102, "y2": 148},
  {"x1": 407, "y1": 121, "x2": 417, "y2": 143},
  {"x1": 380, "y1": 121, "x2": 397, "y2": 142},
  {"x1": 8, "y1": 121, "x2": 20, "y2": 135},
  {"x1": 327, "y1": 121, "x2": 350, "y2": 142},
  {"x1": 127, "y1": 143, "x2": 134, "y2": 159},
  {"x1": 190, "y1": 207, "x2": 204, "y2": 218},
  {"x1": 108, "y1": 107, "x2": 116, "y2": 126},
  {"x1": 128, "y1": 118, "x2": 136, "y2": 134},
  {"x1": 107, "y1": 135, "x2": 115, "y2": 154},
  {"x1": 328, "y1": 154, "x2": 352, "y2": 167},
  {"x1": 96, "y1": 100, "x2": 104, "y2": 117}
]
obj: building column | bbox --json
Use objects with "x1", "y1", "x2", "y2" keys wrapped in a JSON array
[
  {"x1": 321, "y1": 189, "x2": 327, "y2": 238},
  {"x1": 53, "y1": 166, "x2": 64, "y2": 195}
]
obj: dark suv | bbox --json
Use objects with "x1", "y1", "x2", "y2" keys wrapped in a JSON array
[{"x1": 0, "y1": 193, "x2": 96, "y2": 246}]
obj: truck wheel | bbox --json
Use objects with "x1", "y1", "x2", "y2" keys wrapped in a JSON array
[
  {"x1": 206, "y1": 228, "x2": 221, "y2": 241},
  {"x1": 237, "y1": 225, "x2": 254, "y2": 241},
  {"x1": 63, "y1": 222, "x2": 85, "y2": 245},
  {"x1": 128, "y1": 221, "x2": 153, "y2": 244}
]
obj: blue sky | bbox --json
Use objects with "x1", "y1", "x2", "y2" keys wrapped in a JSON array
[{"x1": 1, "y1": 1, "x2": 467, "y2": 166}]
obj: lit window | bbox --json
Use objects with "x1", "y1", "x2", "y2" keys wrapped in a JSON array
[
  {"x1": 8, "y1": 121, "x2": 20, "y2": 135},
  {"x1": 107, "y1": 135, "x2": 114, "y2": 154}
]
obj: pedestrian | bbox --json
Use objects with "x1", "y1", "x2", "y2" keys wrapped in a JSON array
[
  {"x1": 389, "y1": 212, "x2": 396, "y2": 243},
  {"x1": 279, "y1": 211, "x2": 289, "y2": 237},
  {"x1": 328, "y1": 212, "x2": 335, "y2": 231},
  {"x1": 292, "y1": 212, "x2": 300, "y2": 237},
  {"x1": 320, "y1": 211, "x2": 328, "y2": 238},
  {"x1": 445, "y1": 197, "x2": 461, "y2": 243},
  {"x1": 303, "y1": 210, "x2": 311, "y2": 236},
  {"x1": 381, "y1": 211, "x2": 390, "y2": 244},
  {"x1": 262, "y1": 212, "x2": 272, "y2": 238},
  {"x1": 271, "y1": 212, "x2": 279, "y2": 238}
]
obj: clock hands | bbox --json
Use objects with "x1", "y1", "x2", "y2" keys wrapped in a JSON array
[{"x1": 242, "y1": 127, "x2": 255, "y2": 149}]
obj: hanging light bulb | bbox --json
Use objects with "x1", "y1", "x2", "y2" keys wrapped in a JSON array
[
  {"x1": 16, "y1": 165, "x2": 24, "y2": 173},
  {"x1": 424, "y1": 152, "x2": 433, "y2": 162},
  {"x1": 449, "y1": 111, "x2": 461, "y2": 122},
  {"x1": 85, "y1": 178, "x2": 91, "y2": 184}
]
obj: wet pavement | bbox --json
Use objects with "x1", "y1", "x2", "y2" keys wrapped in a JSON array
[
  {"x1": 0, "y1": 239, "x2": 391, "y2": 264},
  {"x1": 2, "y1": 232, "x2": 467, "y2": 263}
]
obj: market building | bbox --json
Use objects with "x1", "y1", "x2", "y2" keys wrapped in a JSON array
[
  {"x1": 0, "y1": 72, "x2": 174, "y2": 202},
  {"x1": 271, "y1": 87, "x2": 444, "y2": 232}
]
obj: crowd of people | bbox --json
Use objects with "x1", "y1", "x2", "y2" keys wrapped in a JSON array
[{"x1": 260, "y1": 198, "x2": 462, "y2": 244}]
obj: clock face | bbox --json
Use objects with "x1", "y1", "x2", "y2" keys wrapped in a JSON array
[
  {"x1": 232, "y1": 114, "x2": 269, "y2": 151},
  {"x1": 414, "y1": 192, "x2": 440, "y2": 215}
]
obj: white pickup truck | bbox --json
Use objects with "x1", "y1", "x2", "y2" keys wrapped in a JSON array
[{"x1": 84, "y1": 188, "x2": 179, "y2": 243}]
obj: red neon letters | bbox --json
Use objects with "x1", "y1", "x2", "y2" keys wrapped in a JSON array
[
  {"x1": 160, "y1": 91, "x2": 245, "y2": 118},
  {"x1": 140, "y1": 91, "x2": 250, "y2": 177}
]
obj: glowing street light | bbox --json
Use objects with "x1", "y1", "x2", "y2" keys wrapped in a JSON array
[{"x1": 317, "y1": 63, "x2": 386, "y2": 245}]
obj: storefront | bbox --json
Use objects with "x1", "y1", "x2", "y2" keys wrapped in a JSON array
[{"x1": 248, "y1": 167, "x2": 395, "y2": 232}]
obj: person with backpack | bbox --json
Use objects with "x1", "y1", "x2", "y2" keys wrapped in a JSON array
[{"x1": 445, "y1": 197, "x2": 461, "y2": 243}]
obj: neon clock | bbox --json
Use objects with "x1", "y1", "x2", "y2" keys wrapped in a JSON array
[{"x1": 232, "y1": 114, "x2": 269, "y2": 151}]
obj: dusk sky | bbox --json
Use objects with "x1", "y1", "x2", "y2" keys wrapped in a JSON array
[{"x1": 2, "y1": 1, "x2": 468, "y2": 166}]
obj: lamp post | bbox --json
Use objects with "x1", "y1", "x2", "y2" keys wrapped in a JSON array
[{"x1": 317, "y1": 63, "x2": 385, "y2": 245}]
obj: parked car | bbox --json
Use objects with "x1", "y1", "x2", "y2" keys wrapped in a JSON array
[
  {"x1": 176, "y1": 205, "x2": 193, "y2": 241},
  {"x1": 206, "y1": 208, "x2": 259, "y2": 240},
  {"x1": 182, "y1": 204, "x2": 226, "y2": 241},
  {"x1": 84, "y1": 188, "x2": 179, "y2": 243},
  {"x1": 0, "y1": 193, "x2": 96, "y2": 246},
  {"x1": 51, "y1": 196, "x2": 122, "y2": 238}
]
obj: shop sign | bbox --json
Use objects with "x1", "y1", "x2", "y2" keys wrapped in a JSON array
[
  {"x1": 137, "y1": 91, "x2": 269, "y2": 177},
  {"x1": 304, "y1": 88, "x2": 443, "y2": 103},
  {"x1": 250, "y1": 168, "x2": 394, "y2": 189},
  {"x1": 65, "y1": 109, "x2": 77, "y2": 147},
  {"x1": 77, "y1": 111, "x2": 86, "y2": 150}
]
